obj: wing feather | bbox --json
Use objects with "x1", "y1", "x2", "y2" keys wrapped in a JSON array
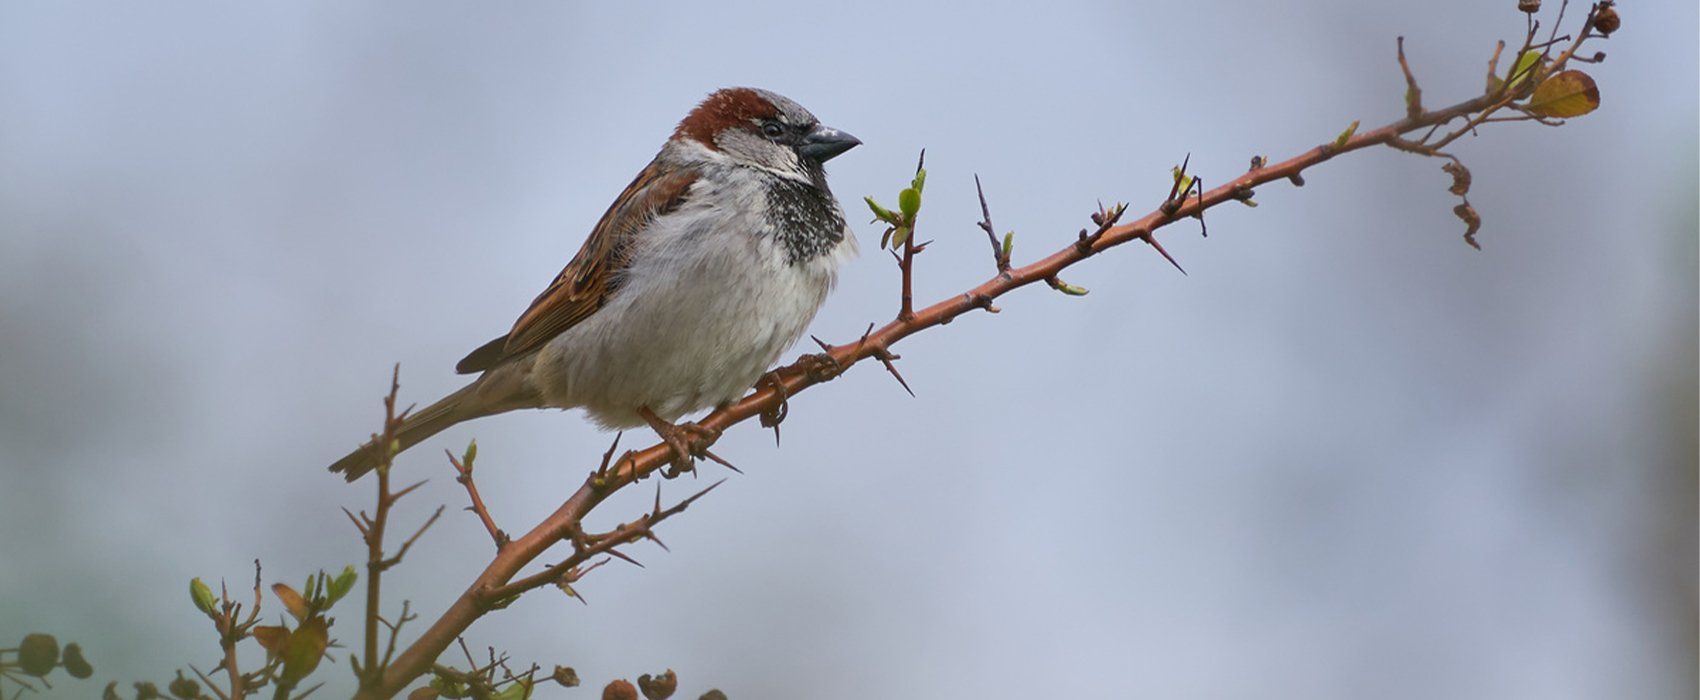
[{"x1": 455, "y1": 158, "x2": 698, "y2": 374}]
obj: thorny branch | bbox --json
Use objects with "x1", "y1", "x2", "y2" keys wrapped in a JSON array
[
  {"x1": 348, "y1": 5, "x2": 1616, "y2": 699},
  {"x1": 450, "y1": 447, "x2": 508, "y2": 549}
]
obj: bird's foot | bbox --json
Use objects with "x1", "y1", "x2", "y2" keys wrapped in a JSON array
[{"x1": 639, "y1": 407, "x2": 728, "y2": 478}]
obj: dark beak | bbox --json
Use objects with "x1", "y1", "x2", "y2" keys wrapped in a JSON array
[{"x1": 798, "y1": 125, "x2": 860, "y2": 162}]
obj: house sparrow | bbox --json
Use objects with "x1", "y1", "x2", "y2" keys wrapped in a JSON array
[{"x1": 329, "y1": 87, "x2": 859, "y2": 480}]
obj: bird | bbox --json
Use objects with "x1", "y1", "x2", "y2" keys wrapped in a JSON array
[{"x1": 329, "y1": 87, "x2": 860, "y2": 481}]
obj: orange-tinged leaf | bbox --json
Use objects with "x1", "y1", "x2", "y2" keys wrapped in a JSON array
[
  {"x1": 1526, "y1": 70, "x2": 1600, "y2": 118},
  {"x1": 252, "y1": 625, "x2": 289, "y2": 657},
  {"x1": 273, "y1": 583, "x2": 309, "y2": 620}
]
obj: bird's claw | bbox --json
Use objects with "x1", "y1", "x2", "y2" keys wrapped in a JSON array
[{"x1": 639, "y1": 407, "x2": 725, "y2": 478}]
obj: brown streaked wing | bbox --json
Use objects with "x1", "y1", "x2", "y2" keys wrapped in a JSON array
[{"x1": 458, "y1": 159, "x2": 699, "y2": 373}]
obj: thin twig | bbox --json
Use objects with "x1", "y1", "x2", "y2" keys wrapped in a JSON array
[
  {"x1": 451, "y1": 450, "x2": 508, "y2": 549},
  {"x1": 975, "y1": 175, "x2": 1010, "y2": 273}
]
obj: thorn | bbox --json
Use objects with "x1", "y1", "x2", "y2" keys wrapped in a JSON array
[
  {"x1": 392, "y1": 479, "x2": 429, "y2": 500},
  {"x1": 670, "y1": 479, "x2": 727, "y2": 513},
  {"x1": 699, "y1": 448, "x2": 743, "y2": 474},
  {"x1": 342, "y1": 507, "x2": 370, "y2": 537},
  {"x1": 603, "y1": 547, "x2": 644, "y2": 568},
  {"x1": 597, "y1": 433, "x2": 623, "y2": 476},
  {"x1": 874, "y1": 349, "x2": 915, "y2": 397},
  {"x1": 1143, "y1": 233, "x2": 1188, "y2": 275},
  {"x1": 645, "y1": 531, "x2": 670, "y2": 553}
]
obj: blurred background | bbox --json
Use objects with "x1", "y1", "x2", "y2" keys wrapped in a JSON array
[{"x1": 1, "y1": 1, "x2": 1694, "y2": 698}]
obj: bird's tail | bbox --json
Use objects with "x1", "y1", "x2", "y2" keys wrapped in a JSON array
[{"x1": 328, "y1": 378, "x2": 503, "y2": 481}]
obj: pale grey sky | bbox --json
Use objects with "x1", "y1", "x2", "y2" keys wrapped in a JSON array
[{"x1": 1, "y1": 2, "x2": 1694, "y2": 699}]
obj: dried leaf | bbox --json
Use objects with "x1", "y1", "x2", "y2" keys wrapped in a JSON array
[
  {"x1": 552, "y1": 666, "x2": 580, "y2": 688},
  {"x1": 19, "y1": 633, "x2": 59, "y2": 676},
  {"x1": 1454, "y1": 203, "x2": 1482, "y2": 250},
  {"x1": 169, "y1": 671, "x2": 202, "y2": 700},
  {"x1": 1441, "y1": 161, "x2": 1472, "y2": 196},
  {"x1": 62, "y1": 643, "x2": 94, "y2": 679},
  {"x1": 638, "y1": 670, "x2": 678, "y2": 700}
]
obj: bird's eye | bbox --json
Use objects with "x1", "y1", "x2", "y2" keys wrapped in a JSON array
[{"x1": 761, "y1": 122, "x2": 785, "y2": 138}]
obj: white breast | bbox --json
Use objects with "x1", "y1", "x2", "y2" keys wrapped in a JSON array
[{"x1": 530, "y1": 168, "x2": 855, "y2": 429}]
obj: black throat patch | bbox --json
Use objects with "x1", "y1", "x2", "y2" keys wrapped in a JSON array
[{"x1": 766, "y1": 177, "x2": 846, "y2": 265}]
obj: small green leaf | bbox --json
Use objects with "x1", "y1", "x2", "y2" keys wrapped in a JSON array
[
  {"x1": 911, "y1": 168, "x2": 927, "y2": 193},
  {"x1": 898, "y1": 187, "x2": 921, "y2": 219},
  {"x1": 1055, "y1": 282, "x2": 1090, "y2": 296},
  {"x1": 1170, "y1": 167, "x2": 1194, "y2": 195},
  {"x1": 190, "y1": 578, "x2": 218, "y2": 618},
  {"x1": 1001, "y1": 232, "x2": 1014, "y2": 259},
  {"x1": 327, "y1": 565, "x2": 359, "y2": 605},
  {"x1": 431, "y1": 677, "x2": 466, "y2": 699},
  {"x1": 1506, "y1": 49, "x2": 1543, "y2": 89},
  {"x1": 890, "y1": 226, "x2": 912, "y2": 249},
  {"x1": 462, "y1": 439, "x2": 478, "y2": 468},
  {"x1": 1333, "y1": 120, "x2": 1359, "y2": 150},
  {"x1": 864, "y1": 196, "x2": 897, "y2": 224},
  {"x1": 493, "y1": 679, "x2": 534, "y2": 700}
]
